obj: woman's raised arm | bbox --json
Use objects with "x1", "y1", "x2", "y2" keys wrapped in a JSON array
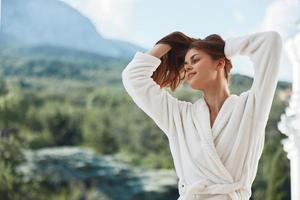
[
  {"x1": 146, "y1": 43, "x2": 172, "y2": 58},
  {"x1": 122, "y1": 43, "x2": 188, "y2": 138},
  {"x1": 224, "y1": 31, "x2": 283, "y2": 126}
]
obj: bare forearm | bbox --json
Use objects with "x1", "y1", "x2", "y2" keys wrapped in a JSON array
[{"x1": 146, "y1": 43, "x2": 171, "y2": 59}]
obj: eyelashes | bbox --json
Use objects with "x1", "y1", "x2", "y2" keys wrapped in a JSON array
[{"x1": 192, "y1": 59, "x2": 199, "y2": 64}]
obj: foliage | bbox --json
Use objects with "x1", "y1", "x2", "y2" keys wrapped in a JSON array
[{"x1": 0, "y1": 50, "x2": 292, "y2": 199}]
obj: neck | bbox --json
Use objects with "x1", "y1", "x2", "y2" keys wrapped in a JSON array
[{"x1": 202, "y1": 77, "x2": 230, "y2": 114}]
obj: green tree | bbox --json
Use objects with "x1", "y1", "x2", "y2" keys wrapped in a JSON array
[
  {"x1": 47, "y1": 109, "x2": 83, "y2": 146},
  {"x1": 0, "y1": 77, "x2": 9, "y2": 96},
  {"x1": 0, "y1": 134, "x2": 46, "y2": 200},
  {"x1": 266, "y1": 146, "x2": 290, "y2": 200},
  {"x1": 82, "y1": 108, "x2": 119, "y2": 154}
]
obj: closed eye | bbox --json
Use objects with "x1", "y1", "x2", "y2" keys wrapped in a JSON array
[
  {"x1": 192, "y1": 59, "x2": 199, "y2": 64},
  {"x1": 184, "y1": 58, "x2": 200, "y2": 66}
]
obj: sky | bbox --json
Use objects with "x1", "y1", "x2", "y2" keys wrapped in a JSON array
[{"x1": 58, "y1": 1, "x2": 299, "y2": 82}]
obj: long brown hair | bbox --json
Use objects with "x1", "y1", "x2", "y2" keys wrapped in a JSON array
[{"x1": 151, "y1": 31, "x2": 232, "y2": 92}]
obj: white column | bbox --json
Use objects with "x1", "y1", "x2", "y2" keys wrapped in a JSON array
[{"x1": 278, "y1": 29, "x2": 300, "y2": 200}]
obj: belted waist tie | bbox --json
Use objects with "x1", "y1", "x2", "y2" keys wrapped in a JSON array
[{"x1": 178, "y1": 179, "x2": 251, "y2": 200}]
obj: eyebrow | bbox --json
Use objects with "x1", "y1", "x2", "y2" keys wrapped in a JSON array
[{"x1": 184, "y1": 53, "x2": 198, "y2": 65}]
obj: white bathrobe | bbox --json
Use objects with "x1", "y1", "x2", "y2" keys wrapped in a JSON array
[{"x1": 121, "y1": 31, "x2": 283, "y2": 200}]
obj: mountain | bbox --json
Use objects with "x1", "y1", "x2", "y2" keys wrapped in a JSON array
[{"x1": 0, "y1": 0, "x2": 146, "y2": 58}]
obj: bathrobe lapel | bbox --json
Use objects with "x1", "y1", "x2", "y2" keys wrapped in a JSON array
[
  {"x1": 210, "y1": 95, "x2": 237, "y2": 141},
  {"x1": 192, "y1": 96, "x2": 235, "y2": 182}
]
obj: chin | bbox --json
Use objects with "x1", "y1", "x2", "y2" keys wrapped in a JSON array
[
  {"x1": 187, "y1": 80, "x2": 203, "y2": 90},
  {"x1": 189, "y1": 83, "x2": 202, "y2": 90}
]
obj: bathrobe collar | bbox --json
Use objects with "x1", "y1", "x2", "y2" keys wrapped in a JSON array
[{"x1": 191, "y1": 94, "x2": 238, "y2": 182}]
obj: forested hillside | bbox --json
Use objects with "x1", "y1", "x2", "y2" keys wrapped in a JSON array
[{"x1": 0, "y1": 44, "x2": 291, "y2": 199}]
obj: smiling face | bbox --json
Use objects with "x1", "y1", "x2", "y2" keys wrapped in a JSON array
[{"x1": 183, "y1": 48, "x2": 225, "y2": 90}]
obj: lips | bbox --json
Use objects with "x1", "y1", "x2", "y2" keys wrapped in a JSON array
[{"x1": 187, "y1": 72, "x2": 197, "y2": 80}]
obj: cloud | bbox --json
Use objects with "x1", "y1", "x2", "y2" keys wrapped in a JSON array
[
  {"x1": 253, "y1": 0, "x2": 300, "y2": 82},
  {"x1": 60, "y1": 0, "x2": 135, "y2": 38},
  {"x1": 259, "y1": 0, "x2": 300, "y2": 39}
]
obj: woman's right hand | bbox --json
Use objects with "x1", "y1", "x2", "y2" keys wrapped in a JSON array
[{"x1": 146, "y1": 43, "x2": 172, "y2": 59}]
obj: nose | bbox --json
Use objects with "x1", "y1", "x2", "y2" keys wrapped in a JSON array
[{"x1": 184, "y1": 64, "x2": 193, "y2": 72}]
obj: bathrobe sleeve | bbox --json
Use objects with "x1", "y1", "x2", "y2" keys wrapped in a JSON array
[
  {"x1": 121, "y1": 51, "x2": 185, "y2": 138},
  {"x1": 224, "y1": 31, "x2": 283, "y2": 126}
]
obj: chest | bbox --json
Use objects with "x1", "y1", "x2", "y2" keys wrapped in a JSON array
[{"x1": 209, "y1": 112, "x2": 218, "y2": 129}]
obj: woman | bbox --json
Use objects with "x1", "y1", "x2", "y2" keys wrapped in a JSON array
[{"x1": 121, "y1": 31, "x2": 283, "y2": 200}]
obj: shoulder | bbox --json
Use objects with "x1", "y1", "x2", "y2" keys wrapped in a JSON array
[{"x1": 164, "y1": 92, "x2": 194, "y2": 110}]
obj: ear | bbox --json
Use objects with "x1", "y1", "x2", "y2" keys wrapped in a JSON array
[{"x1": 216, "y1": 58, "x2": 226, "y2": 71}]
